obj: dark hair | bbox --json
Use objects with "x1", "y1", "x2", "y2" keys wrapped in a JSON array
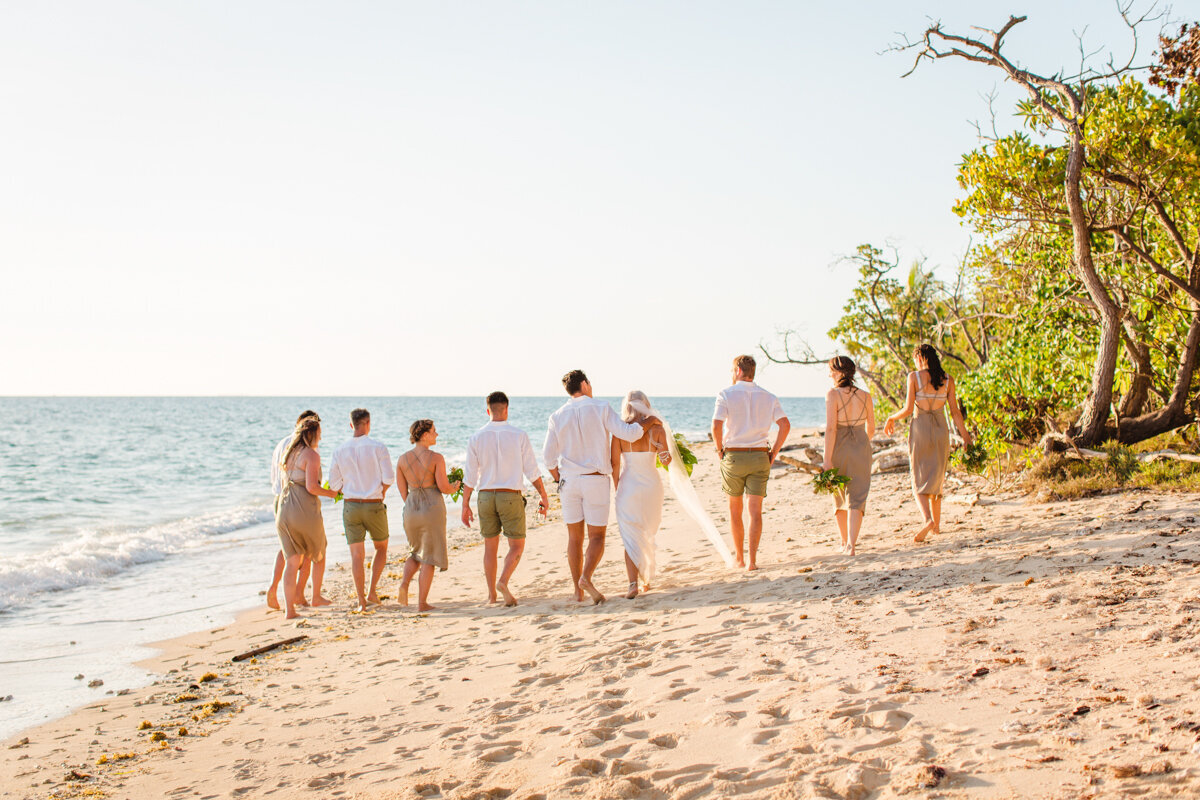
[
  {"x1": 562, "y1": 370, "x2": 588, "y2": 395},
  {"x1": 282, "y1": 417, "x2": 321, "y2": 470},
  {"x1": 733, "y1": 354, "x2": 756, "y2": 380},
  {"x1": 295, "y1": 409, "x2": 318, "y2": 425},
  {"x1": 486, "y1": 391, "x2": 509, "y2": 409},
  {"x1": 830, "y1": 355, "x2": 857, "y2": 389},
  {"x1": 409, "y1": 419, "x2": 435, "y2": 444},
  {"x1": 915, "y1": 343, "x2": 947, "y2": 390},
  {"x1": 350, "y1": 408, "x2": 370, "y2": 427}
]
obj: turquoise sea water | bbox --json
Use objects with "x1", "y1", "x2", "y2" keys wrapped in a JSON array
[{"x1": 0, "y1": 396, "x2": 822, "y2": 738}]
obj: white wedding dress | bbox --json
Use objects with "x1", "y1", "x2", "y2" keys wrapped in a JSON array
[{"x1": 615, "y1": 449, "x2": 665, "y2": 586}]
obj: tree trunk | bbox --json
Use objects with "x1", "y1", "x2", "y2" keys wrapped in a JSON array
[
  {"x1": 1118, "y1": 329, "x2": 1153, "y2": 419},
  {"x1": 1112, "y1": 303, "x2": 1200, "y2": 443},
  {"x1": 1062, "y1": 131, "x2": 1122, "y2": 446}
]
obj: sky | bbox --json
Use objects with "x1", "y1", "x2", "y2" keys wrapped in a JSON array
[{"x1": 2, "y1": 0, "x2": 1193, "y2": 397}]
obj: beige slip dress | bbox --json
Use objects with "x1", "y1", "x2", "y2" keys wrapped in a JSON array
[
  {"x1": 400, "y1": 450, "x2": 448, "y2": 570},
  {"x1": 276, "y1": 448, "x2": 328, "y2": 560},
  {"x1": 831, "y1": 388, "x2": 872, "y2": 514},
  {"x1": 908, "y1": 371, "x2": 951, "y2": 497}
]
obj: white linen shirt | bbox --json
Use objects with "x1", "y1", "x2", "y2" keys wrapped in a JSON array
[
  {"x1": 464, "y1": 421, "x2": 541, "y2": 491},
  {"x1": 543, "y1": 396, "x2": 645, "y2": 478},
  {"x1": 270, "y1": 434, "x2": 291, "y2": 496},
  {"x1": 713, "y1": 381, "x2": 786, "y2": 448},
  {"x1": 328, "y1": 435, "x2": 393, "y2": 500}
]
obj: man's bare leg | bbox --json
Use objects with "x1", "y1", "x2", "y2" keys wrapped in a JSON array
[
  {"x1": 727, "y1": 495, "x2": 746, "y2": 568},
  {"x1": 497, "y1": 538, "x2": 524, "y2": 607},
  {"x1": 746, "y1": 495, "x2": 764, "y2": 571},
  {"x1": 368, "y1": 540, "x2": 388, "y2": 604},
  {"x1": 417, "y1": 563, "x2": 437, "y2": 611},
  {"x1": 483, "y1": 536, "x2": 500, "y2": 604},
  {"x1": 399, "y1": 556, "x2": 420, "y2": 606},
  {"x1": 267, "y1": 551, "x2": 285, "y2": 610},
  {"x1": 295, "y1": 557, "x2": 312, "y2": 606},
  {"x1": 349, "y1": 542, "x2": 368, "y2": 611},
  {"x1": 835, "y1": 510, "x2": 849, "y2": 552},
  {"x1": 577, "y1": 525, "x2": 607, "y2": 604},
  {"x1": 281, "y1": 553, "x2": 303, "y2": 619},
  {"x1": 310, "y1": 557, "x2": 331, "y2": 606},
  {"x1": 566, "y1": 522, "x2": 585, "y2": 601}
]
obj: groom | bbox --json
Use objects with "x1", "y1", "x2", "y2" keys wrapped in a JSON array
[
  {"x1": 543, "y1": 370, "x2": 652, "y2": 604},
  {"x1": 712, "y1": 355, "x2": 790, "y2": 571}
]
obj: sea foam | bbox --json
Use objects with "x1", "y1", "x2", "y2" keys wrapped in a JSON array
[{"x1": 0, "y1": 505, "x2": 273, "y2": 612}]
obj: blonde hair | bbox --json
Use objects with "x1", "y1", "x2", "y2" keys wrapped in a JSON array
[{"x1": 621, "y1": 390, "x2": 652, "y2": 423}]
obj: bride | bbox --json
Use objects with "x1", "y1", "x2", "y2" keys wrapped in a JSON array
[{"x1": 612, "y1": 391, "x2": 734, "y2": 599}]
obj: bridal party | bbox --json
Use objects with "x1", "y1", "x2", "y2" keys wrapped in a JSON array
[{"x1": 268, "y1": 351, "x2": 972, "y2": 619}]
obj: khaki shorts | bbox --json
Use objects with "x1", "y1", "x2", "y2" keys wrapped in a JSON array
[
  {"x1": 721, "y1": 451, "x2": 771, "y2": 497},
  {"x1": 343, "y1": 501, "x2": 389, "y2": 544},
  {"x1": 479, "y1": 491, "x2": 527, "y2": 539}
]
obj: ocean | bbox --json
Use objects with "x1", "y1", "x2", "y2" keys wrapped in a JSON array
[{"x1": 0, "y1": 396, "x2": 823, "y2": 738}]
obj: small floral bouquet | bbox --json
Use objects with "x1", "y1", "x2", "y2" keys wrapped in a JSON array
[
  {"x1": 952, "y1": 442, "x2": 988, "y2": 475},
  {"x1": 811, "y1": 468, "x2": 851, "y2": 496},
  {"x1": 656, "y1": 433, "x2": 698, "y2": 477},
  {"x1": 447, "y1": 467, "x2": 465, "y2": 501},
  {"x1": 321, "y1": 481, "x2": 344, "y2": 503}
]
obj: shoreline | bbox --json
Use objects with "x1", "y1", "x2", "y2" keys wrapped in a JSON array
[{"x1": 5, "y1": 434, "x2": 1200, "y2": 799}]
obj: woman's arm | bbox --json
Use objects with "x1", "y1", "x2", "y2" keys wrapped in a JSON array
[
  {"x1": 650, "y1": 424, "x2": 672, "y2": 466},
  {"x1": 610, "y1": 436, "x2": 622, "y2": 489},
  {"x1": 946, "y1": 377, "x2": 973, "y2": 445},
  {"x1": 822, "y1": 390, "x2": 838, "y2": 470},
  {"x1": 432, "y1": 453, "x2": 458, "y2": 495},
  {"x1": 395, "y1": 455, "x2": 409, "y2": 502},
  {"x1": 865, "y1": 393, "x2": 877, "y2": 439},
  {"x1": 304, "y1": 452, "x2": 339, "y2": 498},
  {"x1": 883, "y1": 373, "x2": 917, "y2": 435}
]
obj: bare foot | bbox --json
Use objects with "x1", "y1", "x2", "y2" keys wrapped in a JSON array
[
  {"x1": 355, "y1": 603, "x2": 369, "y2": 613},
  {"x1": 735, "y1": 557, "x2": 746, "y2": 569},
  {"x1": 398, "y1": 582, "x2": 410, "y2": 607},
  {"x1": 266, "y1": 590, "x2": 280, "y2": 611},
  {"x1": 913, "y1": 520, "x2": 935, "y2": 543},
  {"x1": 577, "y1": 577, "x2": 605, "y2": 605},
  {"x1": 747, "y1": 562, "x2": 759, "y2": 572},
  {"x1": 486, "y1": 594, "x2": 499, "y2": 605},
  {"x1": 296, "y1": 596, "x2": 310, "y2": 608},
  {"x1": 625, "y1": 581, "x2": 639, "y2": 600},
  {"x1": 366, "y1": 593, "x2": 382, "y2": 606},
  {"x1": 497, "y1": 582, "x2": 517, "y2": 607},
  {"x1": 285, "y1": 609, "x2": 302, "y2": 620},
  {"x1": 417, "y1": 603, "x2": 437, "y2": 612},
  {"x1": 312, "y1": 595, "x2": 332, "y2": 607},
  {"x1": 571, "y1": 588, "x2": 585, "y2": 602}
]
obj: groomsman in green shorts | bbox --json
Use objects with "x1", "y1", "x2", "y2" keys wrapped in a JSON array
[
  {"x1": 328, "y1": 408, "x2": 394, "y2": 612},
  {"x1": 461, "y1": 392, "x2": 550, "y2": 607},
  {"x1": 711, "y1": 355, "x2": 790, "y2": 571}
]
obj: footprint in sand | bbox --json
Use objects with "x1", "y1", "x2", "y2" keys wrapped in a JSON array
[
  {"x1": 724, "y1": 690, "x2": 757, "y2": 703},
  {"x1": 477, "y1": 744, "x2": 521, "y2": 763},
  {"x1": 649, "y1": 733, "x2": 679, "y2": 749}
]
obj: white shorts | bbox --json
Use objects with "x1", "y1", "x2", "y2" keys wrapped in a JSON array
[{"x1": 559, "y1": 474, "x2": 611, "y2": 527}]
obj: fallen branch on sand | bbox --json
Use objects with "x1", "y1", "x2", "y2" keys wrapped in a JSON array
[{"x1": 231, "y1": 636, "x2": 308, "y2": 663}]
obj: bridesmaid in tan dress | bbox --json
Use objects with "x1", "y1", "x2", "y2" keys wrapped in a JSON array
[
  {"x1": 276, "y1": 416, "x2": 340, "y2": 618},
  {"x1": 395, "y1": 419, "x2": 460, "y2": 612},
  {"x1": 884, "y1": 343, "x2": 973, "y2": 543},
  {"x1": 823, "y1": 356, "x2": 876, "y2": 556}
]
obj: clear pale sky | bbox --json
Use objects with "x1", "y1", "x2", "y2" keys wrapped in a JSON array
[{"x1": 1, "y1": 1, "x2": 1188, "y2": 397}]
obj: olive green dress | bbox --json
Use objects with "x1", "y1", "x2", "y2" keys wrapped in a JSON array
[
  {"x1": 831, "y1": 389, "x2": 872, "y2": 513},
  {"x1": 401, "y1": 451, "x2": 449, "y2": 571},
  {"x1": 909, "y1": 373, "x2": 951, "y2": 497},
  {"x1": 276, "y1": 454, "x2": 327, "y2": 561}
]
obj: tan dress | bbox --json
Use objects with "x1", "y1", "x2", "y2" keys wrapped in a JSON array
[
  {"x1": 831, "y1": 388, "x2": 872, "y2": 514},
  {"x1": 400, "y1": 450, "x2": 448, "y2": 571},
  {"x1": 909, "y1": 372, "x2": 951, "y2": 497},
  {"x1": 276, "y1": 452, "x2": 327, "y2": 561}
]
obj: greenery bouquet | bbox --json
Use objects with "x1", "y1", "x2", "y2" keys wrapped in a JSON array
[
  {"x1": 656, "y1": 433, "x2": 698, "y2": 477},
  {"x1": 811, "y1": 468, "x2": 851, "y2": 496},
  {"x1": 447, "y1": 467, "x2": 465, "y2": 501},
  {"x1": 952, "y1": 442, "x2": 988, "y2": 475},
  {"x1": 321, "y1": 481, "x2": 343, "y2": 503}
]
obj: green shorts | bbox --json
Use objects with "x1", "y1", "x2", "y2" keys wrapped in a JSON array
[
  {"x1": 478, "y1": 491, "x2": 527, "y2": 539},
  {"x1": 721, "y1": 451, "x2": 771, "y2": 497},
  {"x1": 343, "y1": 501, "x2": 389, "y2": 544}
]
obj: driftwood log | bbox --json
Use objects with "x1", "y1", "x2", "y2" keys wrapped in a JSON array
[{"x1": 231, "y1": 635, "x2": 308, "y2": 663}]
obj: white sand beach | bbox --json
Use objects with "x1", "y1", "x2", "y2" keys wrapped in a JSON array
[{"x1": 5, "y1": 433, "x2": 1200, "y2": 799}]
